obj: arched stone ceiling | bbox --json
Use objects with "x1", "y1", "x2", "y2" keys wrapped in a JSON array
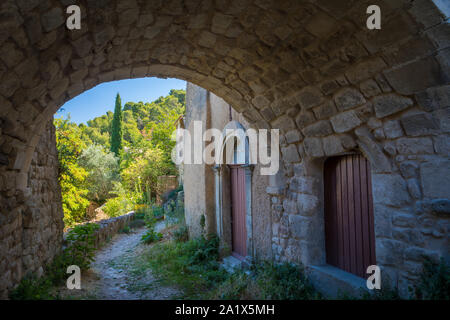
[{"x1": 0, "y1": 0, "x2": 448, "y2": 178}]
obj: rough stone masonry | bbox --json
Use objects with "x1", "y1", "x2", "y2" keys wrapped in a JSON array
[{"x1": 0, "y1": 0, "x2": 449, "y2": 298}]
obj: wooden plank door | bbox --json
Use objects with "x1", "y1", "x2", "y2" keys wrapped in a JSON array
[
  {"x1": 324, "y1": 154, "x2": 376, "y2": 278},
  {"x1": 229, "y1": 165, "x2": 247, "y2": 259}
]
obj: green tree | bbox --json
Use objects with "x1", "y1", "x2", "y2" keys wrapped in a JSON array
[
  {"x1": 110, "y1": 93, "x2": 123, "y2": 157},
  {"x1": 54, "y1": 116, "x2": 90, "y2": 227},
  {"x1": 78, "y1": 145, "x2": 121, "y2": 203}
]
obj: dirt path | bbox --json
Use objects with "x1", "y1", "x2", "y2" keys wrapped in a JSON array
[{"x1": 58, "y1": 221, "x2": 180, "y2": 300}]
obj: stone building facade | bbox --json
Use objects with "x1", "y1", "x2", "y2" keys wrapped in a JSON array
[
  {"x1": 0, "y1": 0, "x2": 449, "y2": 298},
  {"x1": 183, "y1": 83, "x2": 272, "y2": 261}
]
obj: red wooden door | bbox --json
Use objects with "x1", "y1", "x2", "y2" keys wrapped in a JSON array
[
  {"x1": 324, "y1": 154, "x2": 376, "y2": 278},
  {"x1": 229, "y1": 165, "x2": 247, "y2": 259}
]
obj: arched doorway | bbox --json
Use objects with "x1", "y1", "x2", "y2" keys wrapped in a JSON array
[{"x1": 214, "y1": 121, "x2": 253, "y2": 262}]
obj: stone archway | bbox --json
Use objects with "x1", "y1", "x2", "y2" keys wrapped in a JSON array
[{"x1": 0, "y1": 0, "x2": 449, "y2": 298}]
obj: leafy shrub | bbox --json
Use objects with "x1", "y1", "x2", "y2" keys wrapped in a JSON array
[
  {"x1": 151, "y1": 206, "x2": 164, "y2": 219},
  {"x1": 187, "y1": 235, "x2": 220, "y2": 265},
  {"x1": 10, "y1": 223, "x2": 100, "y2": 300},
  {"x1": 141, "y1": 214, "x2": 162, "y2": 244},
  {"x1": 211, "y1": 261, "x2": 320, "y2": 300},
  {"x1": 9, "y1": 274, "x2": 54, "y2": 300},
  {"x1": 144, "y1": 234, "x2": 227, "y2": 298},
  {"x1": 64, "y1": 223, "x2": 100, "y2": 270},
  {"x1": 173, "y1": 225, "x2": 189, "y2": 242},
  {"x1": 252, "y1": 262, "x2": 320, "y2": 299},
  {"x1": 103, "y1": 197, "x2": 121, "y2": 217},
  {"x1": 141, "y1": 229, "x2": 163, "y2": 244},
  {"x1": 414, "y1": 257, "x2": 450, "y2": 300},
  {"x1": 102, "y1": 183, "x2": 135, "y2": 217}
]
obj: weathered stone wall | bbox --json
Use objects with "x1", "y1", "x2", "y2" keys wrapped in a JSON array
[
  {"x1": 269, "y1": 81, "x2": 450, "y2": 297},
  {"x1": 0, "y1": 120, "x2": 64, "y2": 299},
  {"x1": 184, "y1": 82, "x2": 210, "y2": 237},
  {"x1": 64, "y1": 212, "x2": 136, "y2": 250}
]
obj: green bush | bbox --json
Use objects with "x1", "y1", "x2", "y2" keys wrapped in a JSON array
[
  {"x1": 414, "y1": 257, "x2": 450, "y2": 300},
  {"x1": 141, "y1": 214, "x2": 162, "y2": 244},
  {"x1": 141, "y1": 229, "x2": 163, "y2": 244},
  {"x1": 252, "y1": 262, "x2": 320, "y2": 300},
  {"x1": 144, "y1": 234, "x2": 227, "y2": 298},
  {"x1": 64, "y1": 223, "x2": 100, "y2": 270},
  {"x1": 173, "y1": 225, "x2": 189, "y2": 242},
  {"x1": 211, "y1": 262, "x2": 320, "y2": 300},
  {"x1": 10, "y1": 223, "x2": 99, "y2": 300},
  {"x1": 103, "y1": 196, "x2": 133, "y2": 217}
]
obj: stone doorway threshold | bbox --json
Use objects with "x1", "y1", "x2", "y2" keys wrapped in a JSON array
[
  {"x1": 306, "y1": 264, "x2": 370, "y2": 298},
  {"x1": 221, "y1": 255, "x2": 246, "y2": 273}
]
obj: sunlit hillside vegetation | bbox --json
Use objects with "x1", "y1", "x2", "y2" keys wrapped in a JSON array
[{"x1": 55, "y1": 89, "x2": 185, "y2": 227}]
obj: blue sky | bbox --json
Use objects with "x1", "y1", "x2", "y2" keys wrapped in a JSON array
[{"x1": 56, "y1": 78, "x2": 186, "y2": 124}]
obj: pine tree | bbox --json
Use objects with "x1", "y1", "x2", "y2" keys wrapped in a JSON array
[{"x1": 110, "y1": 93, "x2": 123, "y2": 157}]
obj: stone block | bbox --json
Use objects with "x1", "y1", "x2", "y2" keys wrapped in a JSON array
[
  {"x1": 340, "y1": 134, "x2": 357, "y2": 150},
  {"x1": 416, "y1": 85, "x2": 450, "y2": 112},
  {"x1": 399, "y1": 161, "x2": 418, "y2": 179},
  {"x1": 289, "y1": 215, "x2": 312, "y2": 240},
  {"x1": 373, "y1": 94, "x2": 413, "y2": 118},
  {"x1": 396, "y1": 137, "x2": 434, "y2": 154},
  {"x1": 281, "y1": 144, "x2": 300, "y2": 163},
  {"x1": 355, "y1": 128, "x2": 391, "y2": 172},
  {"x1": 392, "y1": 213, "x2": 416, "y2": 228},
  {"x1": 302, "y1": 120, "x2": 333, "y2": 137},
  {"x1": 433, "y1": 108, "x2": 450, "y2": 133},
  {"x1": 296, "y1": 194, "x2": 319, "y2": 217},
  {"x1": 430, "y1": 199, "x2": 450, "y2": 216},
  {"x1": 372, "y1": 173, "x2": 410, "y2": 207},
  {"x1": 312, "y1": 101, "x2": 338, "y2": 119},
  {"x1": 407, "y1": 178, "x2": 422, "y2": 199},
  {"x1": 345, "y1": 57, "x2": 387, "y2": 84},
  {"x1": 303, "y1": 137, "x2": 324, "y2": 158},
  {"x1": 330, "y1": 110, "x2": 362, "y2": 133},
  {"x1": 420, "y1": 160, "x2": 450, "y2": 199},
  {"x1": 400, "y1": 113, "x2": 439, "y2": 136},
  {"x1": 334, "y1": 88, "x2": 366, "y2": 111},
  {"x1": 272, "y1": 115, "x2": 296, "y2": 131},
  {"x1": 383, "y1": 56, "x2": 443, "y2": 95},
  {"x1": 360, "y1": 79, "x2": 381, "y2": 98},
  {"x1": 404, "y1": 247, "x2": 439, "y2": 263},
  {"x1": 319, "y1": 80, "x2": 339, "y2": 95},
  {"x1": 322, "y1": 135, "x2": 345, "y2": 156},
  {"x1": 252, "y1": 95, "x2": 270, "y2": 110},
  {"x1": 376, "y1": 239, "x2": 405, "y2": 266},
  {"x1": 383, "y1": 120, "x2": 404, "y2": 139},
  {"x1": 41, "y1": 7, "x2": 64, "y2": 32},
  {"x1": 211, "y1": 13, "x2": 234, "y2": 34},
  {"x1": 296, "y1": 86, "x2": 324, "y2": 110},
  {"x1": 285, "y1": 130, "x2": 302, "y2": 144},
  {"x1": 433, "y1": 136, "x2": 450, "y2": 155},
  {"x1": 295, "y1": 111, "x2": 316, "y2": 129},
  {"x1": 393, "y1": 228, "x2": 424, "y2": 246},
  {"x1": 373, "y1": 204, "x2": 393, "y2": 238}
]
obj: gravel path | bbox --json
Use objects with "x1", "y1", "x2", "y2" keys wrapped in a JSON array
[{"x1": 57, "y1": 221, "x2": 179, "y2": 300}]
